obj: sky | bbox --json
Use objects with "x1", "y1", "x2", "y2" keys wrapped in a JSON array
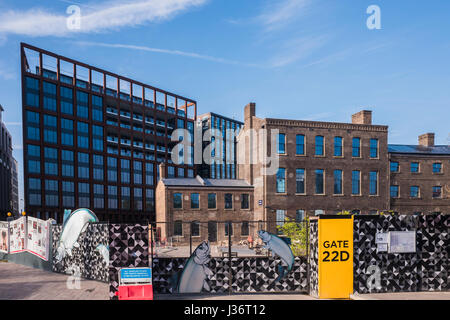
[{"x1": 0, "y1": 0, "x2": 449, "y2": 210}]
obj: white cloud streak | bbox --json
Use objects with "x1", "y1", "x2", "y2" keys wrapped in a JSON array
[
  {"x1": 75, "y1": 41, "x2": 261, "y2": 67},
  {"x1": 0, "y1": 0, "x2": 207, "y2": 37},
  {"x1": 257, "y1": 0, "x2": 311, "y2": 32}
]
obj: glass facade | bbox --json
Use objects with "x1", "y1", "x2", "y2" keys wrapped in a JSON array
[{"x1": 22, "y1": 44, "x2": 197, "y2": 223}]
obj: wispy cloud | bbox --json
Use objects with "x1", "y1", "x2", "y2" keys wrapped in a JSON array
[
  {"x1": 257, "y1": 0, "x2": 311, "y2": 32},
  {"x1": 5, "y1": 122, "x2": 22, "y2": 126},
  {"x1": 0, "y1": 65, "x2": 15, "y2": 80},
  {"x1": 268, "y1": 35, "x2": 327, "y2": 68},
  {"x1": 0, "y1": 0, "x2": 207, "y2": 37},
  {"x1": 76, "y1": 41, "x2": 260, "y2": 67}
]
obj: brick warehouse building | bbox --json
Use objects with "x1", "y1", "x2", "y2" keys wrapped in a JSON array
[
  {"x1": 389, "y1": 133, "x2": 450, "y2": 214},
  {"x1": 155, "y1": 163, "x2": 255, "y2": 244},
  {"x1": 21, "y1": 43, "x2": 197, "y2": 223},
  {"x1": 237, "y1": 103, "x2": 390, "y2": 232}
]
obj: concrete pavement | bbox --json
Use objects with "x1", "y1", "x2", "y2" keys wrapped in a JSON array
[{"x1": 1, "y1": 261, "x2": 448, "y2": 300}]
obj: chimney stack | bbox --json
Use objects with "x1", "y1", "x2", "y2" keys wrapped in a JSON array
[
  {"x1": 418, "y1": 133, "x2": 434, "y2": 147},
  {"x1": 352, "y1": 110, "x2": 372, "y2": 125},
  {"x1": 244, "y1": 102, "x2": 256, "y2": 129},
  {"x1": 159, "y1": 163, "x2": 166, "y2": 180}
]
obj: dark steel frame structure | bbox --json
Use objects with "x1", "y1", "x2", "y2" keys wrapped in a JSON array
[{"x1": 21, "y1": 43, "x2": 197, "y2": 223}]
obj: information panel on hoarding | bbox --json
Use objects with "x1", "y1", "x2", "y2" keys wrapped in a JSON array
[
  {"x1": 0, "y1": 221, "x2": 9, "y2": 253},
  {"x1": 389, "y1": 231, "x2": 416, "y2": 253},
  {"x1": 9, "y1": 217, "x2": 26, "y2": 254},
  {"x1": 26, "y1": 217, "x2": 50, "y2": 260}
]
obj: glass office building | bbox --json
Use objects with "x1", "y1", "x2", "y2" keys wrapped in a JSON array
[
  {"x1": 198, "y1": 112, "x2": 243, "y2": 179},
  {"x1": 21, "y1": 43, "x2": 196, "y2": 223}
]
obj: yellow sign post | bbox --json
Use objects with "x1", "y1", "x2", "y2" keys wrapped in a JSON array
[{"x1": 318, "y1": 216, "x2": 354, "y2": 299}]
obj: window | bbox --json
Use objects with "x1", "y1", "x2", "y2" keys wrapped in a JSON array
[
  {"x1": 224, "y1": 222, "x2": 233, "y2": 236},
  {"x1": 121, "y1": 187, "x2": 130, "y2": 209},
  {"x1": 28, "y1": 178, "x2": 41, "y2": 206},
  {"x1": 390, "y1": 185, "x2": 399, "y2": 198},
  {"x1": 296, "y1": 168, "x2": 305, "y2": 194},
  {"x1": 432, "y1": 186, "x2": 442, "y2": 198},
  {"x1": 45, "y1": 180, "x2": 59, "y2": 207},
  {"x1": 134, "y1": 188, "x2": 143, "y2": 210},
  {"x1": 334, "y1": 137, "x2": 343, "y2": 157},
  {"x1": 133, "y1": 161, "x2": 143, "y2": 185},
  {"x1": 370, "y1": 139, "x2": 378, "y2": 158},
  {"x1": 177, "y1": 167, "x2": 185, "y2": 177},
  {"x1": 168, "y1": 166, "x2": 175, "y2": 178},
  {"x1": 174, "y1": 221, "x2": 182, "y2": 236},
  {"x1": 173, "y1": 193, "x2": 182, "y2": 208},
  {"x1": 276, "y1": 210, "x2": 285, "y2": 231},
  {"x1": 411, "y1": 162, "x2": 419, "y2": 173},
  {"x1": 107, "y1": 157, "x2": 117, "y2": 182},
  {"x1": 191, "y1": 193, "x2": 200, "y2": 209},
  {"x1": 276, "y1": 168, "x2": 286, "y2": 193},
  {"x1": 370, "y1": 171, "x2": 378, "y2": 195},
  {"x1": 315, "y1": 169, "x2": 324, "y2": 194},
  {"x1": 121, "y1": 159, "x2": 130, "y2": 184},
  {"x1": 92, "y1": 95, "x2": 103, "y2": 122},
  {"x1": 352, "y1": 138, "x2": 361, "y2": 157},
  {"x1": 224, "y1": 193, "x2": 233, "y2": 209},
  {"x1": 315, "y1": 210, "x2": 324, "y2": 216},
  {"x1": 92, "y1": 125, "x2": 103, "y2": 151},
  {"x1": 26, "y1": 111, "x2": 40, "y2": 141},
  {"x1": 352, "y1": 170, "x2": 360, "y2": 195},
  {"x1": 60, "y1": 86, "x2": 73, "y2": 115},
  {"x1": 108, "y1": 186, "x2": 118, "y2": 209},
  {"x1": 93, "y1": 184, "x2": 104, "y2": 209},
  {"x1": 315, "y1": 136, "x2": 324, "y2": 156},
  {"x1": 93, "y1": 155, "x2": 104, "y2": 180},
  {"x1": 278, "y1": 133, "x2": 286, "y2": 154},
  {"x1": 61, "y1": 118, "x2": 74, "y2": 146},
  {"x1": 145, "y1": 163, "x2": 154, "y2": 185},
  {"x1": 78, "y1": 183, "x2": 90, "y2": 208},
  {"x1": 62, "y1": 150, "x2": 74, "y2": 177},
  {"x1": 410, "y1": 186, "x2": 419, "y2": 198},
  {"x1": 390, "y1": 161, "x2": 399, "y2": 172},
  {"x1": 44, "y1": 115, "x2": 57, "y2": 144},
  {"x1": 433, "y1": 163, "x2": 442, "y2": 173},
  {"x1": 296, "y1": 134, "x2": 305, "y2": 155},
  {"x1": 25, "y1": 76, "x2": 39, "y2": 107},
  {"x1": 77, "y1": 91, "x2": 89, "y2": 119},
  {"x1": 77, "y1": 152, "x2": 89, "y2": 179},
  {"x1": 334, "y1": 170, "x2": 343, "y2": 195},
  {"x1": 241, "y1": 194, "x2": 249, "y2": 209},
  {"x1": 208, "y1": 193, "x2": 216, "y2": 209},
  {"x1": 191, "y1": 221, "x2": 200, "y2": 237},
  {"x1": 241, "y1": 222, "x2": 249, "y2": 236},
  {"x1": 44, "y1": 147, "x2": 58, "y2": 176},
  {"x1": 77, "y1": 122, "x2": 89, "y2": 149},
  {"x1": 43, "y1": 81, "x2": 57, "y2": 111},
  {"x1": 296, "y1": 210, "x2": 305, "y2": 222},
  {"x1": 145, "y1": 189, "x2": 155, "y2": 211},
  {"x1": 27, "y1": 144, "x2": 40, "y2": 174}
]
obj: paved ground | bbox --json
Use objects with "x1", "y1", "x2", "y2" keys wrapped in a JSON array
[
  {"x1": 1, "y1": 261, "x2": 449, "y2": 300},
  {"x1": 0, "y1": 261, "x2": 108, "y2": 300}
]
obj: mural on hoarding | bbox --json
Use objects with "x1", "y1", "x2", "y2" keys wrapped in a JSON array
[
  {"x1": 55, "y1": 208, "x2": 99, "y2": 263},
  {"x1": 258, "y1": 230, "x2": 295, "y2": 282},
  {"x1": 170, "y1": 241, "x2": 213, "y2": 293},
  {"x1": 0, "y1": 222, "x2": 8, "y2": 253}
]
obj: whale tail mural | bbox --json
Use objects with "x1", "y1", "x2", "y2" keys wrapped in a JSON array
[
  {"x1": 170, "y1": 241, "x2": 213, "y2": 293},
  {"x1": 55, "y1": 208, "x2": 99, "y2": 264},
  {"x1": 258, "y1": 230, "x2": 295, "y2": 282}
]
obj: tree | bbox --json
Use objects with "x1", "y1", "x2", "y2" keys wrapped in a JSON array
[{"x1": 276, "y1": 217, "x2": 309, "y2": 256}]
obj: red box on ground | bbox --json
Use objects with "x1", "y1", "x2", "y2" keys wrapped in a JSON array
[{"x1": 116, "y1": 284, "x2": 153, "y2": 300}]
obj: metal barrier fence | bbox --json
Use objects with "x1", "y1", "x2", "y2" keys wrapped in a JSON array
[{"x1": 149, "y1": 220, "x2": 310, "y2": 259}]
